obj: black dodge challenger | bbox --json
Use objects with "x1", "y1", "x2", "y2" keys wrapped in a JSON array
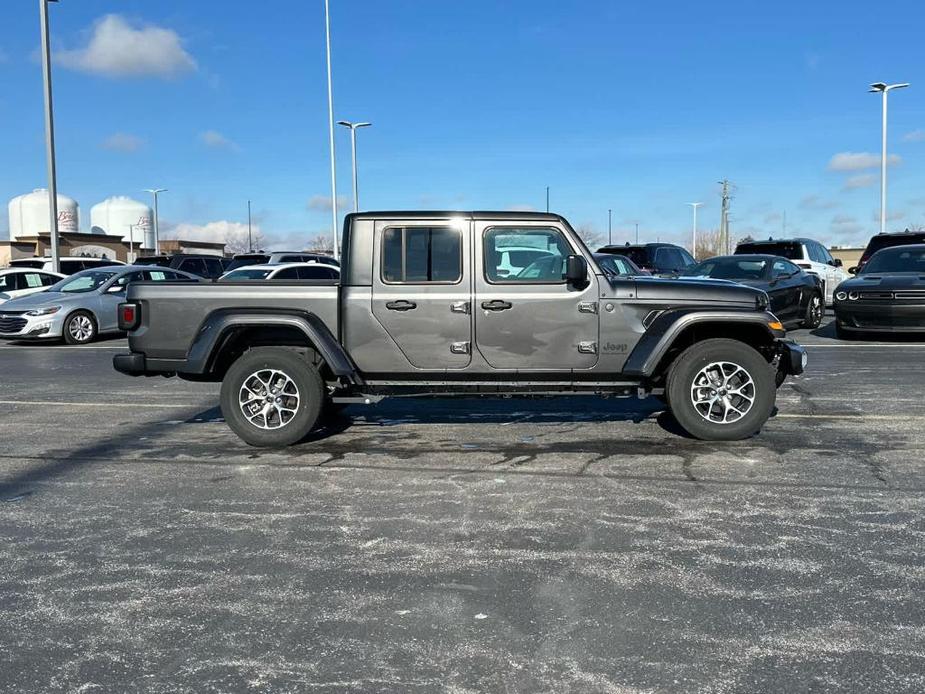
[
  {"x1": 834, "y1": 244, "x2": 925, "y2": 338},
  {"x1": 681, "y1": 254, "x2": 825, "y2": 329}
]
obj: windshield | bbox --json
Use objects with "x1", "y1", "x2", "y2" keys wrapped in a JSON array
[
  {"x1": 736, "y1": 242, "x2": 801, "y2": 260},
  {"x1": 51, "y1": 270, "x2": 118, "y2": 293},
  {"x1": 684, "y1": 258, "x2": 768, "y2": 280},
  {"x1": 221, "y1": 268, "x2": 273, "y2": 281},
  {"x1": 862, "y1": 247, "x2": 925, "y2": 274}
]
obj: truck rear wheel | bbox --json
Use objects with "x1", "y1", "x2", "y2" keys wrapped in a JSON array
[
  {"x1": 665, "y1": 338, "x2": 775, "y2": 441},
  {"x1": 220, "y1": 347, "x2": 324, "y2": 447}
]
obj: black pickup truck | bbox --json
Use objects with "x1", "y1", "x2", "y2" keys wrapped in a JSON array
[{"x1": 114, "y1": 211, "x2": 806, "y2": 445}]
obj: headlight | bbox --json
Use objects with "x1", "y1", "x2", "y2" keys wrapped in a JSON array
[
  {"x1": 848, "y1": 291, "x2": 859, "y2": 301},
  {"x1": 25, "y1": 306, "x2": 61, "y2": 317},
  {"x1": 835, "y1": 291, "x2": 848, "y2": 301}
]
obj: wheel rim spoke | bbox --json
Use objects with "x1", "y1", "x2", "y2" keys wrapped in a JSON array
[
  {"x1": 239, "y1": 368, "x2": 301, "y2": 430},
  {"x1": 690, "y1": 360, "x2": 756, "y2": 425}
]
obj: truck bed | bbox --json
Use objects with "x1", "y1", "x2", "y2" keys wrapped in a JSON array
[{"x1": 126, "y1": 281, "x2": 339, "y2": 361}]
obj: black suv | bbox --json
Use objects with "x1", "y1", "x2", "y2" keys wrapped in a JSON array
[
  {"x1": 134, "y1": 254, "x2": 226, "y2": 280},
  {"x1": 597, "y1": 242, "x2": 696, "y2": 276},
  {"x1": 854, "y1": 230, "x2": 925, "y2": 273}
]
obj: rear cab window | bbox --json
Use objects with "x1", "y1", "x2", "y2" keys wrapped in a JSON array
[{"x1": 382, "y1": 227, "x2": 462, "y2": 283}]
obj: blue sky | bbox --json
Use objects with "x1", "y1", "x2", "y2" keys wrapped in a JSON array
[{"x1": 2, "y1": 0, "x2": 924, "y2": 250}]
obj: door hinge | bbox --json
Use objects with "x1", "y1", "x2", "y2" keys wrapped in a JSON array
[
  {"x1": 578, "y1": 301, "x2": 598, "y2": 314},
  {"x1": 578, "y1": 341, "x2": 598, "y2": 354},
  {"x1": 450, "y1": 341, "x2": 471, "y2": 354},
  {"x1": 450, "y1": 301, "x2": 470, "y2": 314}
]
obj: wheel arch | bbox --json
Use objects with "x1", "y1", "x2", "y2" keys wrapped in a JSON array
[
  {"x1": 622, "y1": 309, "x2": 781, "y2": 382},
  {"x1": 187, "y1": 309, "x2": 359, "y2": 384}
]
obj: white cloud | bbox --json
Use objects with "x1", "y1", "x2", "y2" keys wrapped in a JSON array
[
  {"x1": 163, "y1": 220, "x2": 260, "y2": 253},
  {"x1": 904, "y1": 129, "x2": 925, "y2": 143},
  {"x1": 798, "y1": 195, "x2": 837, "y2": 211},
  {"x1": 199, "y1": 130, "x2": 239, "y2": 151},
  {"x1": 101, "y1": 132, "x2": 144, "y2": 153},
  {"x1": 828, "y1": 151, "x2": 901, "y2": 172},
  {"x1": 831, "y1": 214, "x2": 857, "y2": 225},
  {"x1": 307, "y1": 194, "x2": 349, "y2": 212},
  {"x1": 55, "y1": 14, "x2": 196, "y2": 79},
  {"x1": 842, "y1": 174, "x2": 876, "y2": 190}
]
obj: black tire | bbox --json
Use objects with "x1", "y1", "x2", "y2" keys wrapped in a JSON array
[
  {"x1": 666, "y1": 338, "x2": 776, "y2": 441},
  {"x1": 220, "y1": 347, "x2": 324, "y2": 447},
  {"x1": 802, "y1": 291, "x2": 824, "y2": 329},
  {"x1": 62, "y1": 310, "x2": 98, "y2": 345}
]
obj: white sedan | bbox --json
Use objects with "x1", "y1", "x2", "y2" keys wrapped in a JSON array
[
  {"x1": 219, "y1": 262, "x2": 340, "y2": 282},
  {"x1": 0, "y1": 267, "x2": 66, "y2": 305}
]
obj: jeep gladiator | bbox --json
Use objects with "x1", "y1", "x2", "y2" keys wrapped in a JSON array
[{"x1": 114, "y1": 211, "x2": 806, "y2": 445}]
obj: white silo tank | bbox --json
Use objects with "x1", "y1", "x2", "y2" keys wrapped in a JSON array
[
  {"x1": 90, "y1": 196, "x2": 154, "y2": 249},
  {"x1": 8, "y1": 189, "x2": 80, "y2": 240}
]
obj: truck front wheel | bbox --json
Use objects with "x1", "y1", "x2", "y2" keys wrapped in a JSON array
[
  {"x1": 665, "y1": 338, "x2": 776, "y2": 441},
  {"x1": 220, "y1": 347, "x2": 324, "y2": 447}
]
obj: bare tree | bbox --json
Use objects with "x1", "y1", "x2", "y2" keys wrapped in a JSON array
[
  {"x1": 223, "y1": 229, "x2": 267, "y2": 255},
  {"x1": 305, "y1": 233, "x2": 334, "y2": 253},
  {"x1": 575, "y1": 223, "x2": 603, "y2": 249},
  {"x1": 694, "y1": 228, "x2": 726, "y2": 260}
]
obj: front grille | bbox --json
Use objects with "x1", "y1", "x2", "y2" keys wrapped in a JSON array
[
  {"x1": 0, "y1": 312, "x2": 27, "y2": 333},
  {"x1": 858, "y1": 291, "x2": 895, "y2": 300},
  {"x1": 893, "y1": 290, "x2": 925, "y2": 300}
]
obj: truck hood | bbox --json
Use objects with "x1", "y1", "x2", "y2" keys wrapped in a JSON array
[{"x1": 625, "y1": 276, "x2": 767, "y2": 306}]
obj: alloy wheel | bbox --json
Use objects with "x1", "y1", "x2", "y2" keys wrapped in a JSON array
[
  {"x1": 68, "y1": 315, "x2": 94, "y2": 342},
  {"x1": 690, "y1": 361, "x2": 756, "y2": 424},
  {"x1": 238, "y1": 369, "x2": 301, "y2": 430}
]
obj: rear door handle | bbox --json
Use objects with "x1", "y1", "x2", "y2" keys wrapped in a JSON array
[
  {"x1": 481, "y1": 300, "x2": 512, "y2": 311},
  {"x1": 385, "y1": 300, "x2": 417, "y2": 311}
]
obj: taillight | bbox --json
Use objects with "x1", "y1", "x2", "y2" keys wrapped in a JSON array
[{"x1": 119, "y1": 302, "x2": 139, "y2": 331}]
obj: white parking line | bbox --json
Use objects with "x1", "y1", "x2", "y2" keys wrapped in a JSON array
[
  {"x1": 775, "y1": 413, "x2": 925, "y2": 421},
  {"x1": 0, "y1": 400, "x2": 196, "y2": 409},
  {"x1": 802, "y1": 343, "x2": 925, "y2": 348}
]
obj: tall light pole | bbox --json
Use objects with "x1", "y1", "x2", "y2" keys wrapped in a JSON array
[
  {"x1": 247, "y1": 200, "x2": 252, "y2": 252},
  {"x1": 546, "y1": 186, "x2": 550, "y2": 213},
  {"x1": 608, "y1": 208, "x2": 612, "y2": 245},
  {"x1": 126, "y1": 223, "x2": 136, "y2": 263},
  {"x1": 869, "y1": 82, "x2": 910, "y2": 234},
  {"x1": 687, "y1": 202, "x2": 703, "y2": 257},
  {"x1": 143, "y1": 188, "x2": 167, "y2": 254},
  {"x1": 39, "y1": 0, "x2": 61, "y2": 273},
  {"x1": 323, "y1": 0, "x2": 340, "y2": 260},
  {"x1": 635, "y1": 222, "x2": 639, "y2": 244},
  {"x1": 337, "y1": 120, "x2": 371, "y2": 212}
]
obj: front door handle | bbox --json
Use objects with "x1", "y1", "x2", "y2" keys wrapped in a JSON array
[
  {"x1": 385, "y1": 300, "x2": 417, "y2": 311},
  {"x1": 481, "y1": 299, "x2": 512, "y2": 311}
]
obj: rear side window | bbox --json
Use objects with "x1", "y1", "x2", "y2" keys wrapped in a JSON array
[
  {"x1": 273, "y1": 267, "x2": 300, "y2": 280},
  {"x1": 178, "y1": 258, "x2": 207, "y2": 276},
  {"x1": 61, "y1": 260, "x2": 84, "y2": 274},
  {"x1": 654, "y1": 247, "x2": 693, "y2": 272},
  {"x1": 298, "y1": 266, "x2": 337, "y2": 280},
  {"x1": 203, "y1": 258, "x2": 223, "y2": 277},
  {"x1": 382, "y1": 227, "x2": 461, "y2": 283}
]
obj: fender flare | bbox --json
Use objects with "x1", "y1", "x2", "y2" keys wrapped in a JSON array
[
  {"x1": 185, "y1": 308, "x2": 359, "y2": 381},
  {"x1": 621, "y1": 308, "x2": 783, "y2": 378}
]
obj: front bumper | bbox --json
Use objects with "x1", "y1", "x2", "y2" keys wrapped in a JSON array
[
  {"x1": 0, "y1": 314, "x2": 64, "y2": 340},
  {"x1": 835, "y1": 303, "x2": 925, "y2": 332},
  {"x1": 777, "y1": 339, "x2": 807, "y2": 376}
]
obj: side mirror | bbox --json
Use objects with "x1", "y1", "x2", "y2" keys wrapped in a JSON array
[
  {"x1": 107, "y1": 284, "x2": 126, "y2": 294},
  {"x1": 848, "y1": 266, "x2": 858, "y2": 275},
  {"x1": 832, "y1": 258, "x2": 843, "y2": 268},
  {"x1": 565, "y1": 254, "x2": 588, "y2": 284}
]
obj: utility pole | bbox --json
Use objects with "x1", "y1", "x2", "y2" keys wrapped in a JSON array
[
  {"x1": 39, "y1": 0, "x2": 61, "y2": 273},
  {"x1": 247, "y1": 200, "x2": 252, "y2": 252},
  {"x1": 719, "y1": 180, "x2": 731, "y2": 254},
  {"x1": 608, "y1": 209, "x2": 612, "y2": 245}
]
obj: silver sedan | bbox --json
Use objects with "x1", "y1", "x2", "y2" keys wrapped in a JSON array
[{"x1": 0, "y1": 265, "x2": 200, "y2": 344}]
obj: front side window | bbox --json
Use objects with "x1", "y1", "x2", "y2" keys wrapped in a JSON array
[
  {"x1": 772, "y1": 260, "x2": 794, "y2": 278},
  {"x1": 382, "y1": 227, "x2": 461, "y2": 283},
  {"x1": 485, "y1": 227, "x2": 571, "y2": 283}
]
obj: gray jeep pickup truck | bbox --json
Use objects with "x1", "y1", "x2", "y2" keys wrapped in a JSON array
[{"x1": 114, "y1": 211, "x2": 805, "y2": 445}]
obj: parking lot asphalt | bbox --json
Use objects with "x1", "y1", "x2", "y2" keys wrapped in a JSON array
[{"x1": 2, "y1": 316, "x2": 925, "y2": 693}]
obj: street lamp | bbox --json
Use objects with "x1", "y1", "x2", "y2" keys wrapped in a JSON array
[
  {"x1": 247, "y1": 200, "x2": 252, "y2": 252},
  {"x1": 869, "y1": 82, "x2": 910, "y2": 234},
  {"x1": 337, "y1": 120, "x2": 371, "y2": 212},
  {"x1": 323, "y1": 0, "x2": 340, "y2": 260},
  {"x1": 143, "y1": 188, "x2": 167, "y2": 254},
  {"x1": 608, "y1": 208, "x2": 612, "y2": 245},
  {"x1": 687, "y1": 202, "x2": 703, "y2": 257},
  {"x1": 39, "y1": 0, "x2": 61, "y2": 273}
]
